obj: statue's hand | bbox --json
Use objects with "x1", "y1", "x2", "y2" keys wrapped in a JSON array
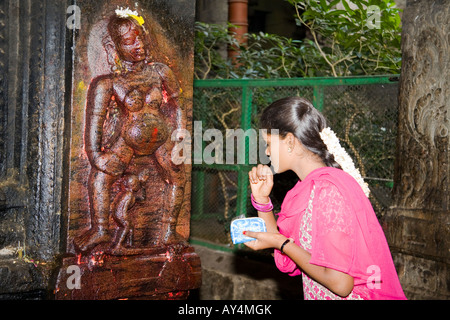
[{"x1": 94, "y1": 152, "x2": 126, "y2": 176}]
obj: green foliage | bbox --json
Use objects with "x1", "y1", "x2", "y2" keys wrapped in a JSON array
[
  {"x1": 288, "y1": 0, "x2": 402, "y2": 76},
  {"x1": 194, "y1": 0, "x2": 402, "y2": 79},
  {"x1": 194, "y1": 22, "x2": 237, "y2": 79}
]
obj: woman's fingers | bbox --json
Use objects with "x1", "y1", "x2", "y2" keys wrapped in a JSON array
[
  {"x1": 243, "y1": 240, "x2": 258, "y2": 250},
  {"x1": 242, "y1": 231, "x2": 269, "y2": 251},
  {"x1": 263, "y1": 166, "x2": 274, "y2": 184},
  {"x1": 248, "y1": 167, "x2": 257, "y2": 184},
  {"x1": 249, "y1": 165, "x2": 273, "y2": 184},
  {"x1": 249, "y1": 165, "x2": 274, "y2": 201},
  {"x1": 243, "y1": 230, "x2": 259, "y2": 239},
  {"x1": 242, "y1": 231, "x2": 261, "y2": 250},
  {"x1": 256, "y1": 164, "x2": 267, "y2": 180}
]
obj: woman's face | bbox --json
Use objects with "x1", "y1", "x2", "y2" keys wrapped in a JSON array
[
  {"x1": 263, "y1": 133, "x2": 291, "y2": 174},
  {"x1": 115, "y1": 22, "x2": 146, "y2": 63}
]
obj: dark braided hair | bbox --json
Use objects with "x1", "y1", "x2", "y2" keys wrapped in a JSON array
[{"x1": 260, "y1": 97, "x2": 342, "y2": 169}]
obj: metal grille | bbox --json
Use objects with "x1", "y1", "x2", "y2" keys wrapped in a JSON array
[{"x1": 190, "y1": 76, "x2": 399, "y2": 249}]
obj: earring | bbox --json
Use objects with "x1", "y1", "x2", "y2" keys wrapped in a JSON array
[{"x1": 287, "y1": 147, "x2": 292, "y2": 153}]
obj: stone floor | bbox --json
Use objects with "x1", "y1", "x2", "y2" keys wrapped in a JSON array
[{"x1": 190, "y1": 244, "x2": 303, "y2": 300}]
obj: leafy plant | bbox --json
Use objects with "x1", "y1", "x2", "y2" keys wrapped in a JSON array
[
  {"x1": 194, "y1": 22, "x2": 238, "y2": 80},
  {"x1": 287, "y1": 0, "x2": 402, "y2": 76},
  {"x1": 194, "y1": 22, "x2": 315, "y2": 79},
  {"x1": 194, "y1": 0, "x2": 402, "y2": 79}
]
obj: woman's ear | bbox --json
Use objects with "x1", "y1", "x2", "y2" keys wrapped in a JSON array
[
  {"x1": 288, "y1": 134, "x2": 310, "y2": 159},
  {"x1": 284, "y1": 132, "x2": 295, "y2": 148}
]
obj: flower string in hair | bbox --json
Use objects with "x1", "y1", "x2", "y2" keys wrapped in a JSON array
[
  {"x1": 115, "y1": 7, "x2": 145, "y2": 26},
  {"x1": 319, "y1": 127, "x2": 370, "y2": 197}
]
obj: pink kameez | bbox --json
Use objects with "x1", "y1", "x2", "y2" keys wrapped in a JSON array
[{"x1": 273, "y1": 167, "x2": 406, "y2": 300}]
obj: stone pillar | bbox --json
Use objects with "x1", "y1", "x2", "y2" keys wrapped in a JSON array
[
  {"x1": 384, "y1": 0, "x2": 449, "y2": 300},
  {"x1": 0, "y1": 0, "x2": 68, "y2": 299}
]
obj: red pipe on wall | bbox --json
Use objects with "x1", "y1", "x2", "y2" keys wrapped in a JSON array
[{"x1": 228, "y1": 0, "x2": 248, "y2": 62}]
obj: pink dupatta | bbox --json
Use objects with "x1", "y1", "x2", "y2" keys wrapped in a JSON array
[{"x1": 274, "y1": 167, "x2": 406, "y2": 300}]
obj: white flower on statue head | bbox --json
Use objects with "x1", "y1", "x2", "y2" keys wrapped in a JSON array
[
  {"x1": 115, "y1": 7, "x2": 139, "y2": 18},
  {"x1": 114, "y1": 6, "x2": 145, "y2": 26},
  {"x1": 319, "y1": 127, "x2": 371, "y2": 197}
]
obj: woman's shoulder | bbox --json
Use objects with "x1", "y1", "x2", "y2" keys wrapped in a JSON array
[
  {"x1": 309, "y1": 167, "x2": 365, "y2": 198},
  {"x1": 308, "y1": 167, "x2": 346, "y2": 184},
  {"x1": 311, "y1": 167, "x2": 359, "y2": 185}
]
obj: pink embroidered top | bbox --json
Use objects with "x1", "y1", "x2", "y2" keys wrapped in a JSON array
[{"x1": 273, "y1": 167, "x2": 406, "y2": 300}]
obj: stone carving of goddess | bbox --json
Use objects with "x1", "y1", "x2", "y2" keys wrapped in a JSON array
[{"x1": 74, "y1": 9, "x2": 186, "y2": 253}]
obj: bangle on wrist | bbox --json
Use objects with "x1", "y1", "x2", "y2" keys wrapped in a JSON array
[
  {"x1": 280, "y1": 238, "x2": 291, "y2": 253},
  {"x1": 251, "y1": 194, "x2": 273, "y2": 212}
]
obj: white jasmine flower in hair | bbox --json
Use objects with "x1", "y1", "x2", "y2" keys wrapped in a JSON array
[{"x1": 320, "y1": 127, "x2": 371, "y2": 197}]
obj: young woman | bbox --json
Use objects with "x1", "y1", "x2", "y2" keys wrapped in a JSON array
[{"x1": 245, "y1": 97, "x2": 406, "y2": 300}]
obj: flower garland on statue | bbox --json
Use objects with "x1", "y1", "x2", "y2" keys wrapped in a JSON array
[
  {"x1": 319, "y1": 127, "x2": 371, "y2": 198},
  {"x1": 115, "y1": 7, "x2": 145, "y2": 26}
]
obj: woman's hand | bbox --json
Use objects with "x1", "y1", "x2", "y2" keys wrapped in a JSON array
[
  {"x1": 248, "y1": 164, "x2": 274, "y2": 203},
  {"x1": 245, "y1": 230, "x2": 355, "y2": 298},
  {"x1": 243, "y1": 230, "x2": 291, "y2": 251}
]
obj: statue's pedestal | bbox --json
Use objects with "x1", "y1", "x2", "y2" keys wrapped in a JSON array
[{"x1": 55, "y1": 245, "x2": 201, "y2": 300}]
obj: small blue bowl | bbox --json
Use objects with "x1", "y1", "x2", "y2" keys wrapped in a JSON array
[{"x1": 230, "y1": 217, "x2": 267, "y2": 244}]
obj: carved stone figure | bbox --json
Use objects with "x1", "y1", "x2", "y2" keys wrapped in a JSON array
[
  {"x1": 73, "y1": 13, "x2": 186, "y2": 254},
  {"x1": 111, "y1": 169, "x2": 149, "y2": 251},
  {"x1": 55, "y1": 2, "x2": 200, "y2": 300}
]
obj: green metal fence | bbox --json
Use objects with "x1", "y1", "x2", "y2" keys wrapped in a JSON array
[{"x1": 190, "y1": 75, "x2": 400, "y2": 250}]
